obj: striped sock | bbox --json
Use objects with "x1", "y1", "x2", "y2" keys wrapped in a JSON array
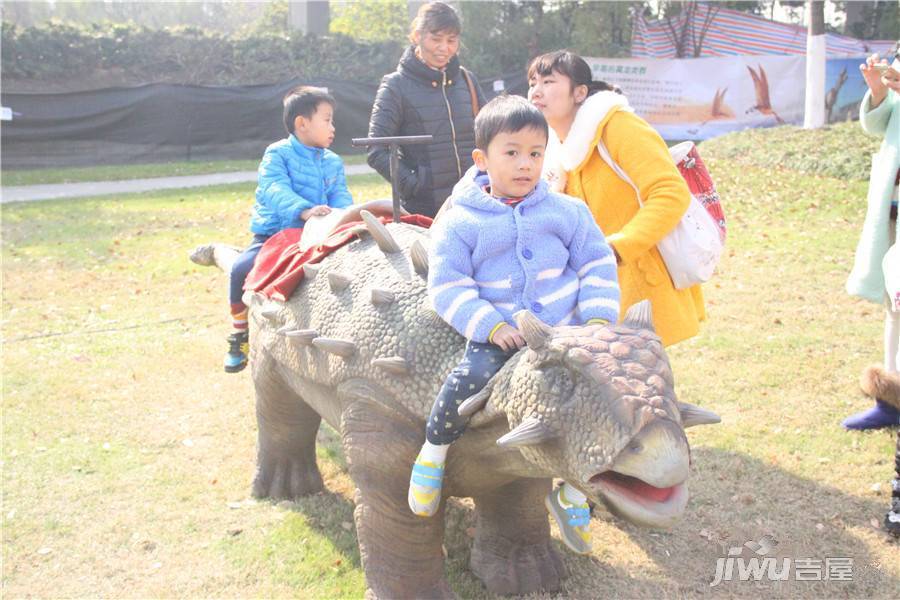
[{"x1": 231, "y1": 304, "x2": 248, "y2": 334}]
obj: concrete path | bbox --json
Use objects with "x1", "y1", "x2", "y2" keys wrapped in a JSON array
[{"x1": 1, "y1": 163, "x2": 375, "y2": 204}]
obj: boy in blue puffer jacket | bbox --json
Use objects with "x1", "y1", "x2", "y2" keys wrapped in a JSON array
[
  {"x1": 224, "y1": 86, "x2": 353, "y2": 373},
  {"x1": 407, "y1": 95, "x2": 620, "y2": 556}
]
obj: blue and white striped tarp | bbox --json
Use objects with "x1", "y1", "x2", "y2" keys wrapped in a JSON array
[{"x1": 632, "y1": 4, "x2": 895, "y2": 59}]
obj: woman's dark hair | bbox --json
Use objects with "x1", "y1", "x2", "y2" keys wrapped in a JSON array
[
  {"x1": 474, "y1": 95, "x2": 548, "y2": 151},
  {"x1": 527, "y1": 50, "x2": 620, "y2": 99},
  {"x1": 408, "y1": 1, "x2": 461, "y2": 43},
  {"x1": 282, "y1": 86, "x2": 335, "y2": 135}
]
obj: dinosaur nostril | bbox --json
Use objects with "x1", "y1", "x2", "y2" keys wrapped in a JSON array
[{"x1": 629, "y1": 443, "x2": 643, "y2": 453}]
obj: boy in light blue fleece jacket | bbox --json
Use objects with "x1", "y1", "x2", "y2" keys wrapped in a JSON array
[
  {"x1": 223, "y1": 86, "x2": 353, "y2": 374},
  {"x1": 408, "y1": 95, "x2": 620, "y2": 555}
]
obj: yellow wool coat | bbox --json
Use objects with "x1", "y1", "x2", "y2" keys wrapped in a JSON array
[{"x1": 544, "y1": 92, "x2": 705, "y2": 346}]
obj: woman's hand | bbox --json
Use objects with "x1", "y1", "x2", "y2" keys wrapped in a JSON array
[
  {"x1": 861, "y1": 53, "x2": 890, "y2": 108},
  {"x1": 301, "y1": 205, "x2": 332, "y2": 220}
]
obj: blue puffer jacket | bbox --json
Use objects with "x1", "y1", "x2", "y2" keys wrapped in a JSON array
[{"x1": 250, "y1": 135, "x2": 353, "y2": 235}]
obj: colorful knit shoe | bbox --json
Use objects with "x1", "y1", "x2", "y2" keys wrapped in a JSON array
[
  {"x1": 224, "y1": 331, "x2": 249, "y2": 373},
  {"x1": 545, "y1": 486, "x2": 592, "y2": 555},
  {"x1": 408, "y1": 456, "x2": 444, "y2": 517},
  {"x1": 842, "y1": 401, "x2": 900, "y2": 430}
]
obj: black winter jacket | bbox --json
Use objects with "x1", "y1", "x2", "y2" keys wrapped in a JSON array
[{"x1": 367, "y1": 46, "x2": 486, "y2": 217}]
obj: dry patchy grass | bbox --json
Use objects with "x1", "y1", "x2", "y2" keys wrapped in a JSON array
[{"x1": 2, "y1": 163, "x2": 898, "y2": 598}]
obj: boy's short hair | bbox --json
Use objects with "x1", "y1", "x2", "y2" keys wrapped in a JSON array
[
  {"x1": 474, "y1": 95, "x2": 548, "y2": 151},
  {"x1": 283, "y1": 86, "x2": 335, "y2": 135}
]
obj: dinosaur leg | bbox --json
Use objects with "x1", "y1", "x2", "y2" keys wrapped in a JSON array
[
  {"x1": 341, "y1": 400, "x2": 453, "y2": 599},
  {"x1": 251, "y1": 352, "x2": 324, "y2": 499},
  {"x1": 470, "y1": 477, "x2": 566, "y2": 595}
]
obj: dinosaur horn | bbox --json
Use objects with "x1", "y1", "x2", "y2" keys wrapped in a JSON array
[
  {"x1": 242, "y1": 290, "x2": 267, "y2": 308},
  {"x1": 371, "y1": 356, "x2": 409, "y2": 376},
  {"x1": 303, "y1": 264, "x2": 320, "y2": 281},
  {"x1": 259, "y1": 305, "x2": 281, "y2": 321},
  {"x1": 457, "y1": 387, "x2": 491, "y2": 417},
  {"x1": 496, "y1": 417, "x2": 555, "y2": 448},
  {"x1": 280, "y1": 329, "x2": 319, "y2": 345},
  {"x1": 328, "y1": 271, "x2": 352, "y2": 293},
  {"x1": 370, "y1": 288, "x2": 396, "y2": 306},
  {"x1": 360, "y1": 210, "x2": 401, "y2": 254},
  {"x1": 623, "y1": 300, "x2": 655, "y2": 331},
  {"x1": 311, "y1": 337, "x2": 357, "y2": 358},
  {"x1": 514, "y1": 310, "x2": 553, "y2": 350},
  {"x1": 410, "y1": 239, "x2": 429, "y2": 277},
  {"x1": 676, "y1": 401, "x2": 721, "y2": 427}
]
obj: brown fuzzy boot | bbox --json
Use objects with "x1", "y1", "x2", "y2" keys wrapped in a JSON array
[{"x1": 860, "y1": 365, "x2": 900, "y2": 411}]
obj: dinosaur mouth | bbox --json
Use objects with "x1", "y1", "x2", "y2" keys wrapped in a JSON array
[
  {"x1": 589, "y1": 471, "x2": 688, "y2": 528},
  {"x1": 590, "y1": 471, "x2": 678, "y2": 503}
]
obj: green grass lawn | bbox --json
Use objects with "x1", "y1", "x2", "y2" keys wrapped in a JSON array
[
  {"x1": 2, "y1": 135, "x2": 898, "y2": 598},
  {"x1": 1, "y1": 154, "x2": 369, "y2": 187}
]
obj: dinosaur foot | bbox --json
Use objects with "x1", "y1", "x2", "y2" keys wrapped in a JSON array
[
  {"x1": 470, "y1": 538, "x2": 566, "y2": 595},
  {"x1": 251, "y1": 452, "x2": 324, "y2": 500},
  {"x1": 364, "y1": 578, "x2": 455, "y2": 600}
]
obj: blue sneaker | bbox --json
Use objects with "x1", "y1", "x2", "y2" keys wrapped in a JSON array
[
  {"x1": 224, "y1": 331, "x2": 249, "y2": 373},
  {"x1": 842, "y1": 401, "x2": 900, "y2": 430}
]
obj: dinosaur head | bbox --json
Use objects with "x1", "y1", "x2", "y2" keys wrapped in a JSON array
[{"x1": 479, "y1": 302, "x2": 719, "y2": 529}]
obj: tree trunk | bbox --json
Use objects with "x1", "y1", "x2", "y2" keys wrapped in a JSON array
[
  {"x1": 843, "y1": 0, "x2": 866, "y2": 38},
  {"x1": 803, "y1": 1, "x2": 826, "y2": 129}
]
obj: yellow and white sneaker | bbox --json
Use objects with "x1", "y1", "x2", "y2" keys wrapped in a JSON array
[
  {"x1": 545, "y1": 486, "x2": 592, "y2": 554},
  {"x1": 408, "y1": 455, "x2": 444, "y2": 517}
]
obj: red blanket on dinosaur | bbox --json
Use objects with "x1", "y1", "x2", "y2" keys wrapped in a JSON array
[{"x1": 245, "y1": 214, "x2": 433, "y2": 302}]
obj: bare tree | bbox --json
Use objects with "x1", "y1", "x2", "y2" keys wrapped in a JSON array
[{"x1": 661, "y1": 1, "x2": 721, "y2": 59}]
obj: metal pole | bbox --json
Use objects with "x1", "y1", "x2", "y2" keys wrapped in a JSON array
[{"x1": 351, "y1": 135, "x2": 432, "y2": 223}]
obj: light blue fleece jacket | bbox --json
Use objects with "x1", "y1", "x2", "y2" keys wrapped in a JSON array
[
  {"x1": 250, "y1": 135, "x2": 353, "y2": 235},
  {"x1": 428, "y1": 170, "x2": 620, "y2": 343}
]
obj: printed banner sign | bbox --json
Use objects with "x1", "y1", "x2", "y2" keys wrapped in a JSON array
[{"x1": 584, "y1": 54, "x2": 865, "y2": 140}]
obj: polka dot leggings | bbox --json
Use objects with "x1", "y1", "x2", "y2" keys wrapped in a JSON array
[{"x1": 425, "y1": 340, "x2": 515, "y2": 445}]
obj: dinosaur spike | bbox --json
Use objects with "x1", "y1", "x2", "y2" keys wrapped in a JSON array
[
  {"x1": 303, "y1": 264, "x2": 320, "y2": 281},
  {"x1": 514, "y1": 310, "x2": 553, "y2": 350},
  {"x1": 360, "y1": 210, "x2": 401, "y2": 254},
  {"x1": 328, "y1": 272, "x2": 352, "y2": 293},
  {"x1": 371, "y1": 357, "x2": 409, "y2": 376},
  {"x1": 370, "y1": 288, "x2": 396, "y2": 306},
  {"x1": 496, "y1": 417, "x2": 555, "y2": 448},
  {"x1": 676, "y1": 401, "x2": 721, "y2": 428},
  {"x1": 276, "y1": 325, "x2": 294, "y2": 336},
  {"x1": 241, "y1": 290, "x2": 267, "y2": 308},
  {"x1": 311, "y1": 337, "x2": 357, "y2": 358},
  {"x1": 623, "y1": 300, "x2": 655, "y2": 331},
  {"x1": 410, "y1": 239, "x2": 429, "y2": 277},
  {"x1": 259, "y1": 305, "x2": 281, "y2": 321},
  {"x1": 282, "y1": 329, "x2": 318, "y2": 345},
  {"x1": 457, "y1": 387, "x2": 492, "y2": 417}
]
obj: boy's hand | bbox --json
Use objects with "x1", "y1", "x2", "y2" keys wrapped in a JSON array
[
  {"x1": 301, "y1": 205, "x2": 332, "y2": 220},
  {"x1": 491, "y1": 324, "x2": 526, "y2": 352}
]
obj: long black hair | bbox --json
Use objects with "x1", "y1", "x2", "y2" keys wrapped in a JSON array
[{"x1": 527, "y1": 50, "x2": 621, "y2": 99}]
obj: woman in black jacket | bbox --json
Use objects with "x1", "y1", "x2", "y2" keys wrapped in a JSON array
[{"x1": 366, "y1": 1, "x2": 486, "y2": 218}]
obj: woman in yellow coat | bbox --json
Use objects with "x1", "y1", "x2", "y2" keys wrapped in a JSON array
[{"x1": 528, "y1": 50, "x2": 704, "y2": 346}]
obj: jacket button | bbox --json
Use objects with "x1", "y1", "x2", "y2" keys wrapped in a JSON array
[
  {"x1": 532, "y1": 302, "x2": 543, "y2": 313},
  {"x1": 522, "y1": 248, "x2": 533, "y2": 260},
  {"x1": 432, "y1": 81, "x2": 437, "y2": 87}
]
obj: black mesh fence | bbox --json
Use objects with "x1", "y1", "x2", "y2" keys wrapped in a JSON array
[{"x1": 1, "y1": 73, "x2": 525, "y2": 169}]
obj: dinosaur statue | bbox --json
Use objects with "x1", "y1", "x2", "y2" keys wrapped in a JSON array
[{"x1": 191, "y1": 206, "x2": 720, "y2": 598}]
